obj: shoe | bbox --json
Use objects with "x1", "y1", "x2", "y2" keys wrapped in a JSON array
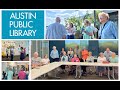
[
  {"x1": 78, "y1": 76, "x2": 81, "y2": 79},
  {"x1": 74, "y1": 76, "x2": 77, "y2": 79}
]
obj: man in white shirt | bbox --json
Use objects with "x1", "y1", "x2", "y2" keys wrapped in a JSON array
[{"x1": 46, "y1": 17, "x2": 67, "y2": 39}]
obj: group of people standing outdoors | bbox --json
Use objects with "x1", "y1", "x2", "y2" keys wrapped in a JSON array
[
  {"x1": 5, "y1": 46, "x2": 27, "y2": 61},
  {"x1": 50, "y1": 46, "x2": 118, "y2": 77},
  {"x1": 46, "y1": 12, "x2": 117, "y2": 39}
]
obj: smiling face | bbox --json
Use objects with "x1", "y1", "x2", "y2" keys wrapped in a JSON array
[
  {"x1": 111, "y1": 52, "x2": 116, "y2": 58},
  {"x1": 106, "y1": 48, "x2": 110, "y2": 52},
  {"x1": 44, "y1": 54, "x2": 48, "y2": 59},
  {"x1": 53, "y1": 46, "x2": 56, "y2": 50},
  {"x1": 62, "y1": 48, "x2": 64, "y2": 51},
  {"x1": 89, "y1": 52, "x2": 92, "y2": 56},
  {"x1": 100, "y1": 53, "x2": 104, "y2": 57},
  {"x1": 34, "y1": 52, "x2": 38, "y2": 58},
  {"x1": 69, "y1": 23, "x2": 73, "y2": 28},
  {"x1": 74, "y1": 54, "x2": 77, "y2": 58},
  {"x1": 69, "y1": 48, "x2": 72, "y2": 51},
  {"x1": 63, "y1": 51, "x2": 66, "y2": 56}
]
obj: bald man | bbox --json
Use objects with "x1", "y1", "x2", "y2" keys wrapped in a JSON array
[{"x1": 46, "y1": 17, "x2": 67, "y2": 39}]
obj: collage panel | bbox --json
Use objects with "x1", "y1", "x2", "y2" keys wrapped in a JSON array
[
  {"x1": 2, "y1": 40, "x2": 29, "y2": 61},
  {"x1": 45, "y1": 10, "x2": 118, "y2": 39},
  {"x1": 0, "y1": 9, "x2": 119, "y2": 81},
  {"x1": 2, "y1": 10, "x2": 44, "y2": 39},
  {"x1": 31, "y1": 40, "x2": 118, "y2": 80},
  {"x1": 2, "y1": 62, "x2": 29, "y2": 80}
]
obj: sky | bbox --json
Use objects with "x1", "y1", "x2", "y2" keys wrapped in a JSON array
[
  {"x1": 65, "y1": 40, "x2": 118, "y2": 45},
  {"x1": 46, "y1": 10, "x2": 94, "y2": 26},
  {"x1": 65, "y1": 40, "x2": 80, "y2": 44},
  {"x1": 99, "y1": 40, "x2": 118, "y2": 44}
]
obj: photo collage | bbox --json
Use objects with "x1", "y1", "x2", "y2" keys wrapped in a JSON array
[{"x1": 0, "y1": 9, "x2": 119, "y2": 81}]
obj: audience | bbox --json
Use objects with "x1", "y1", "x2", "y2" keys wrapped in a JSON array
[
  {"x1": 41, "y1": 54, "x2": 50, "y2": 65},
  {"x1": 74, "y1": 45, "x2": 81, "y2": 58},
  {"x1": 67, "y1": 48, "x2": 74, "y2": 61},
  {"x1": 104, "y1": 48, "x2": 112, "y2": 62},
  {"x1": 109, "y1": 52, "x2": 118, "y2": 76},
  {"x1": 86, "y1": 52, "x2": 94, "y2": 62},
  {"x1": 81, "y1": 47, "x2": 89, "y2": 75},
  {"x1": 97, "y1": 52, "x2": 107, "y2": 77},
  {"x1": 61, "y1": 51, "x2": 68, "y2": 73},
  {"x1": 50, "y1": 46, "x2": 59, "y2": 62},
  {"x1": 60, "y1": 48, "x2": 66, "y2": 57},
  {"x1": 31, "y1": 52, "x2": 42, "y2": 69}
]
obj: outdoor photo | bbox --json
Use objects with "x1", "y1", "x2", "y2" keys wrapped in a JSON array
[
  {"x1": 2, "y1": 40, "x2": 29, "y2": 61},
  {"x1": 46, "y1": 10, "x2": 118, "y2": 39},
  {"x1": 31, "y1": 40, "x2": 118, "y2": 80}
]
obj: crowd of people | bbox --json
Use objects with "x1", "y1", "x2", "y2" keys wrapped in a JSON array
[
  {"x1": 46, "y1": 12, "x2": 117, "y2": 39},
  {"x1": 5, "y1": 46, "x2": 27, "y2": 61},
  {"x1": 2, "y1": 65, "x2": 29, "y2": 80},
  {"x1": 50, "y1": 46, "x2": 118, "y2": 78},
  {"x1": 31, "y1": 52, "x2": 50, "y2": 69},
  {"x1": 31, "y1": 45, "x2": 118, "y2": 79}
]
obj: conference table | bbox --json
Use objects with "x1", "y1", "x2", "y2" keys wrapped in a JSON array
[{"x1": 31, "y1": 62, "x2": 118, "y2": 80}]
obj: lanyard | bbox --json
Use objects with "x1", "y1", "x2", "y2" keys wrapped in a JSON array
[{"x1": 100, "y1": 21, "x2": 108, "y2": 36}]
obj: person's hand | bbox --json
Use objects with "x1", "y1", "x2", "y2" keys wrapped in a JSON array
[
  {"x1": 88, "y1": 33, "x2": 93, "y2": 36},
  {"x1": 62, "y1": 35, "x2": 66, "y2": 39}
]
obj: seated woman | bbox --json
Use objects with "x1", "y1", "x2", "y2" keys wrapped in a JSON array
[
  {"x1": 86, "y1": 52, "x2": 94, "y2": 62},
  {"x1": 69, "y1": 54, "x2": 80, "y2": 78},
  {"x1": 60, "y1": 48, "x2": 66, "y2": 58},
  {"x1": 67, "y1": 48, "x2": 74, "y2": 62},
  {"x1": 109, "y1": 52, "x2": 118, "y2": 63},
  {"x1": 31, "y1": 52, "x2": 42, "y2": 69},
  {"x1": 71, "y1": 54, "x2": 80, "y2": 62},
  {"x1": 86, "y1": 52, "x2": 94, "y2": 74},
  {"x1": 41, "y1": 54, "x2": 50, "y2": 66},
  {"x1": 109, "y1": 52, "x2": 118, "y2": 77},
  {"x1": 97, "y1": 52, "x2": 107, "y2": 77},
  {"x1": 60, "y1": 51, "x2": 68, "y2": 73}
]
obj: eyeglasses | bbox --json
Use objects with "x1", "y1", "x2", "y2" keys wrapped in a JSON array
[{"x1": 99, "y1": 16, "x2": 104, "y2": 20}]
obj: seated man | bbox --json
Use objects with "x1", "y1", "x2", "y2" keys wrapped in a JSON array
[{"x1": 31, "y1": 52, "x2": 42, "y2": 69}]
